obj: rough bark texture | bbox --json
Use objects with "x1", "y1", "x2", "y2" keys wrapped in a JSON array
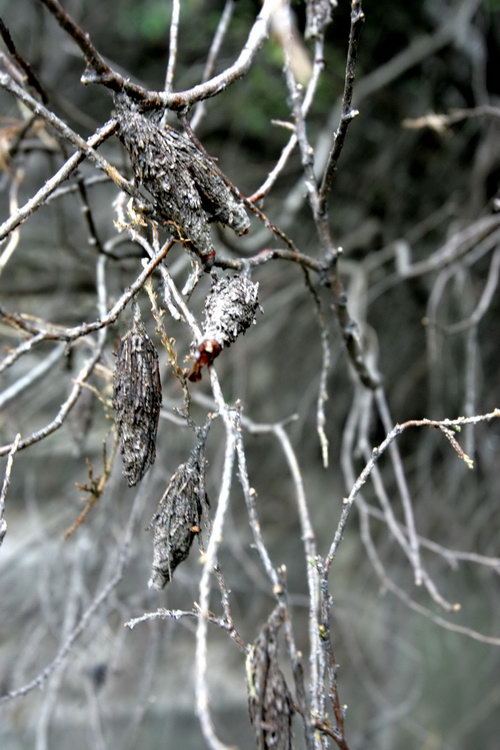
[
  {"x1": 247, "y1": 609, "x2": 293, "y2": 750},
  {"x1": 114, "y1": 94, "x2": 250, "y2": 261},
  {"x1": 113, "y1": 309, "x2": 162, "y2": 486},
  {"x1": 148, "y1": 443, "x2": 207, "y2": 589}
]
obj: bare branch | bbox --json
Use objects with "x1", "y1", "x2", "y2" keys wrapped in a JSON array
[
  {"x1": 249, "y1": 37, "x2": 325, "y2": 203},
  {"x1": 318, "y1": 1, "x2": 364, "y2": 212},
  {"x1": 190, "y1": 0, "x2": 236, "y2": 130},
  {"x1": 164, "y1": 0, "x2": 180, "y2": 94},
  {"x1": 40, "y1": 0, "x2": 278, "y2": 111},
  {"x1": 326, "y1": 408, "x2": 500, "y2": 570},
  {"x1": 0, "y1": 72, "x2": 138, "y2": 201},
  {"x1": 0, "y1": 478, "x2": 148, "y2": 704},
  {"x1": 0, "y1": 432, "x2": 21, "y2": 547},
  {"x1": 0, "y1": 16, "x2": 48, "y2": 101},
  {"x1": 36, "y1": 0, "x2": 112, "y2": 79},
  {"x1": 195, "y1": 406, "x2": 238, "y2": 750},
  {"x1": 0, "y1": 239, "x2": 171, "y2": 368},
  {"x1": 0, "y1": 118, "x2": 118, "y2": 243}
]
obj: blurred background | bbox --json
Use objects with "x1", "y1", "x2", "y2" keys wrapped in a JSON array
[{"x1": 0, "y1": 1, "x2": 500, "y2": 748}]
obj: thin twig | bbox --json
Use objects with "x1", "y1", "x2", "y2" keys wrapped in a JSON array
[
  {"x1": 303, "y1": 269, "x2": 331, "y2": 467},
  {"x1": 0, "y1": 17, "x2": 48, "y2": 101},
  {"x1": 326, "y1": 408, "x2": 500, "y2": 570},
  {"x1": 43, "y1": 0, "x2": 278, "y2": 111},
  {"x1": 191, "y1": 0, "x2": 236, "y2": 130},
  {"x1": 0, "y1": 478, "x2": 148, "y2": 703},
  {"x1": 125, "y1": 607, "x2": 246, "y2": 652},
  {"x1": 272, "y1": 424, "x2": 324, "y2": 737},
  {"x1": 0, "y1": 167, "x2": 22, "y2": 275},
  {"x1": 0, "y1": 73, "x2": 135, "y2": 196},
  {"x1": 164, "y1": 0, "x2": 180, "y2": 94},
  {"x1": 375, "y1": 389, "x2": 423, "y2": 585},
  {"x1": 235, "y1": 425, "x2": 279, "y2": 589},
  {"x1": 249, "y1": 38, "x2": 325, "y2": 203},
  {"x1": 0, "y1": 239, "x2": 171, "y2": 376},
  {"x1": 0, "y1": 432, "x2": 21, "y2": 546},
  {"x1": 195, "y1": 404, "x2": 238, "y2": 750},
  {"x1": 0, "y1": 118, "x2": 118, "y2": 243},
  {"x1": 318, "y1": 1, "x2": 364, "y2": 212}
]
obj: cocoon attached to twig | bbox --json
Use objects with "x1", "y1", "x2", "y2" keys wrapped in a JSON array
[
  {"x1": 114, "y1": 94, "x2": 250, "y2": 263},
  {"x1": 148, "y1": 442, "x2": 208, "y2": 590},
  {"x1": 247, "y1": 608, "x2": 293, "y2": 749},
  {"x1": 189, "y1": 273, "x2": 260, "y2": 381},
  {"x1": 113, "y1": 306, "x2": 162, "y2": 486}
]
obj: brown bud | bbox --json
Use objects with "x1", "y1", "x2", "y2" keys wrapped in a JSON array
[{"x1": 113, "y1": 307, "x2": 162, "y2": 486}]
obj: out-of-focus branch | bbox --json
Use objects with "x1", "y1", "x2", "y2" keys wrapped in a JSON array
[
  {"x1": 395, "y1": 215, "x2": 500, "y2": 278},
  {"x1": 0, "y1": 239, "x2": 171, "y2": 369},
  {"x1": 362, "y1": 501, "x2": 500, "y2": 571},
  {"x1": 402, "y1": 105, "x2": 500, "y2": 133},
  {"x1": 0, "y1": 74, "x2": 132, "y2": 198},
  {"x1": 0, "y1": 337, "x2": 104, "y2": 457},
  {"x1": 358, "y1": 506, "x2": 500, "y2": 647},
  {"x1": 442, "y1": 246, "x2": 500, "y2": 334},
  {"x1": 0, "y1": 255, "x2": 109, "y2": 457},
  {"x1": 0, "y1": 469, "x2": 148, "y2": 704},
  {"x1": 0, "y1": 343, "x2": 66, "y2": 409},
  {"x1": 326, "y1": 408, "x2": 500, "y2": 571},
  {"x1": 190, "y1": 0, "x2": 236, "y2": 130},
  {"x1": 0, "y1": 118, "x2": 118, "y2": 243},
  {"x1": 39, "y1": 0, "x2": 278, "y2": 111},
  {"x1": 375, "y1": 389, "x2": 423, "y2": 585},
  {"x1": 0, "y1": 17, "x2": 47, "y2": 101},
  {"x1": 36, "y1": 0, "x2": 111, "y2": 78}
]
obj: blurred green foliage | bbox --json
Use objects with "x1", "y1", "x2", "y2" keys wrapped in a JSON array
[
  {"x1": 483, "y1": 0, "x2": 500, "y2": 11},
  {"x1": 117, "y1": 0, "x2": 171, "y2": 41}
]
